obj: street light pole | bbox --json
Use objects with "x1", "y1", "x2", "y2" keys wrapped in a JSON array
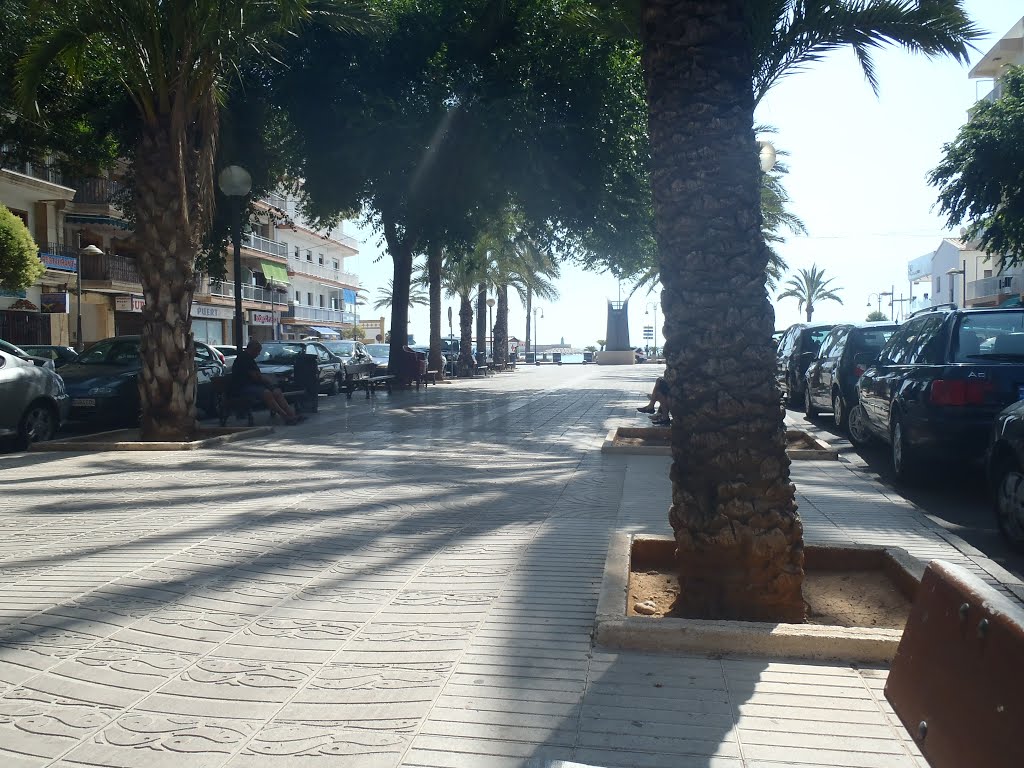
[
  {"x1": 645, "y1": 301, "x2": 659, "y2": 357},
  {"x1": 76, "y1": 244, "x2": 103, "y2": 352},
  {"x1": 533, "y1": 306, "x2": 543, "y2": 364},
  {"x1": 217, "y1": 166, "x2": 252, "y2": 350},
  {"x1": 486, "y1": 297, "x2": 495, "y2": 361}
]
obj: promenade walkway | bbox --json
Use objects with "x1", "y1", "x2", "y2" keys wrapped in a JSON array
[{"x1": 0, "y1": 365, "x2": 1019, "y2": 767}]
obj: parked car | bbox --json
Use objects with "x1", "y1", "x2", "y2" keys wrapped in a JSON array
[
  {"x1": 59, "y1": 336, "x2": 224, "y2": 424},
  {"x1": 18, "y1": 344, "x2": 79, "y2": 369},
  {"x1": 775, "y1": 322, "x2": 836, "y2": 406},
  {"x1": 0, "y1": 338, "x2": 56, "y2": 370},
  {"x1": 364, "y1": 343, "x2": 390, "y2": 368},
  {"x1": 254, "y1": 341, "x2": 344, "y2": 395},
  {"x1": 853, "y1": 306, "x2": 1024, "y2": 480},
  {"x1": 985, "y1": 400, "x2": 1024, "y2": 551},
  {"x1": 0, "y1": 348, "x2": 69, "y2": 446},
  {"x1": 214, "y1": 345, "x2": 238, "y2": 370},
  {"x1": 803, "y1": 322, "x2": 899, "y2": 429},
  {"x1": 322, "y1": 340, "x2": 375, "y2": 369}
]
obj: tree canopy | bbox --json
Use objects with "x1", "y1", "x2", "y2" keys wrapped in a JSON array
[
  {"x1": 931, "y1": 65, "x2": 1024, "y2": 267},
  {"x1": 0, "y1": 204, "x2": 44, "y2": 291}
]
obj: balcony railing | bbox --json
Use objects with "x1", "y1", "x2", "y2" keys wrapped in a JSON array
[
  {"x1": 0, "y1": 157, "x2": 66, "y2": 186},
  {"x1": 288, "y1": 258, "x2": 360, "y2": 288},
  {"x1": 40, "y1": 242, "x2": 78, "y2": 258},
  {"x1": 285, "y1": 305, "x2": 351, "y2": 323},
  {"x1": 201, "y1": 278, "x2": 287, "y2": 305},
  {"x1": 242, "y1": 232, "x2": 288, "y2": 259},
  {"x1": 261, "y1": 192, "x2": 288, "y2": 210},
  {"x1": 72, "y1": 178, "x2": 125, "y2": 205},
  {"x1": 80, "y1": 252, "x2": 140, "y2": 284},
  {"x1": 966, "y1": 273, "x2": 1024, "y2": 302}
]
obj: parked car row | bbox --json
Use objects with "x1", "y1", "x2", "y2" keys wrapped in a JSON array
[{"x1": 776, "y1": 304, "x2": 1024, "y2": 551}]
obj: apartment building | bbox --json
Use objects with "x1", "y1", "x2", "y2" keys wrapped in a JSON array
[{"x1": 1, "y1": 166, "x2": 363, "y2": 347}]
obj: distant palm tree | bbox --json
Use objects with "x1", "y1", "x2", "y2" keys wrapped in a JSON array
[
  {"x1": 374, "y1": 279, "x2": 428, "y2": 311},
  {"x1": 778, "y1": 265, "x2": 844, "y2": 321}
]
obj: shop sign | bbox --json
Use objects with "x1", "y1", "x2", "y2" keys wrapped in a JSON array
[
  {"x1": 191, "y1": 303, "x2": 234, "y2": 320},
  {"x1": 249, "y1": 311, "x2": 275, "y2": 326},
  {"x1": 115, "y1": 294, "x2": 144, "y2": 312},
  {"x1": 40, "y1": 252, "x2": 78, "y2": 273},
  {"x1": 40, "y1": 292, "x2": 70, "y2": 313},
  {"x1": 0, "y1": 288, "x2": 28, "y2": 298}
]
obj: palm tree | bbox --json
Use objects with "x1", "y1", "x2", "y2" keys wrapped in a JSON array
[
  {"x1": 439, "y1": 251, "x2": 485, "y2": 377},
  {"x1": 516, "y1": 237, "x2": 560, "y2": 360},
  {"x1": 634, "y1": 0, "x2": 979, "y2": 621},
  {"x1": 374, "y1": 279, "x2": 428, "y2": 311},
  {"x1": 778, "y1": 265, "x2": 844, "y2": 322},
  {"x1": 18, "y1": 0, "x2": 366, "y2": 440}
]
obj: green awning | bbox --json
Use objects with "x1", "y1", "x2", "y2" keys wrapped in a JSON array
[{"x1": 260, "y1": 261, "x2": 290, "y2": 286}]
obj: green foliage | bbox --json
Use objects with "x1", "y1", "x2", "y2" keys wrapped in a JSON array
[
  {"x1": 374, "y1": 279, "x2": 428, "y2": 311},
  {"x1": 597, "y1": 338, "x2": 606, "y2": 351},
  {"x1": 0, "y1": 204, "x2": 44, "y2": 291},
  {"x1": 348, "y1": 323, "x2": 365, "y2": 340},
  {"x1": 931, "y1": 65, "x2": 1024, "y2": 267},
  {"x1": 777, "y1": 264, "x2": 843, "y2": 320},
  {"x1": 865, "y1": 310, "x2": 889, "y2": 322}
]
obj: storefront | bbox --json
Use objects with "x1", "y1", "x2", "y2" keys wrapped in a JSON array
[
  {"x1": 248, "y1": 309, "x2": 277, "y2": 343},
  {"x1": 113, "y1": 294, "x2": 145, "y2": 336},
  {"x1": 190, "y1": 303, "x2": 233, "y2": 345}
]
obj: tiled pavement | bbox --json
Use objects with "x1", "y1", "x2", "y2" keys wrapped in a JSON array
[{"x1": 0, "y1": 365, "x2": 1019, "y2": 768}]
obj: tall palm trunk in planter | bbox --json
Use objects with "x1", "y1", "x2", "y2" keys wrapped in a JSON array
[
  {"x1": 643, "y1": 0, "x2": 803, "y2": 622},
  {"x1": 493, "y1": 285, "x2": 508, "y2": 366},
  {"x1": 475, "y1": 282, "x2": 487, "y2": 361},
  {"x1": 426, "y1": 244, "x2": 444, "y2": 377},
  {"x1": 134, "y1": 122, "x2": 204, "y2": 440},
  {"x1": 457, "y1": 294, "x2": 475, "y2": 376}
]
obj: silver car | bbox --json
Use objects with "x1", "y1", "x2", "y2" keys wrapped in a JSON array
[{"x1": 0, "y1": 349, "x2": 69, "y2": 446}]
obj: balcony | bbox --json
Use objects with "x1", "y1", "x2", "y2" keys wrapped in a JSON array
[
  {"x1": 288, "y1": 258, "x2": 360, "y2": 288},
  {"x1": 0, "y1": 157, "x2": 65, "y2": 186},
  {"x1": 284, "y1": 305, "x2": 352, "y2": 324},
  {"x1": 242, "y1": 232, "x2": 288, "y2": 260},
  {"x1": 200, "y1": 278, "x2": 286, "y2": 305},
  {"x1": 966, "y1": 272, "x2": 1024, "y2": 305},
  {"x1": 80, "y1": 252, "x2": 140, "y2": 286},
  {"x1": 261, "y1": 192, "x2": 288, "y2": 210},
  {"x1": 72, "y1": 178, "x2": 125, "y2": 205}
]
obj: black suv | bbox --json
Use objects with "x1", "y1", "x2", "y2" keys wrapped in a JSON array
[
  {"x1": 804, "y1": 322, "x2": 899, "y2": 430},
  {"x1": 852, "y1": 306, "x2": 1024, "y2": 479},
  {"x1": 775, "y1": 322, "x2": 835, "y2": 406}
]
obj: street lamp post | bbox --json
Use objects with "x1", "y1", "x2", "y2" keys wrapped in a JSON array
[
  {"x1": 533, "y1": 306, "x2": 543, "y2": 365},
  {"x1": 946, "y1": 266, "x2": 965, "y2": 305},
  {"x1": 217, "y1": 165, "x2": 252, "y2": 350},
  {"x1": 645, "y1": 301, "x2": 659, "y2": 358},
  {"x1": 76, "y1": 244, "x2": 103, "y2": 351},
  {"x1": 486, "y1": 297, "x2": 495, "y2": 361}
]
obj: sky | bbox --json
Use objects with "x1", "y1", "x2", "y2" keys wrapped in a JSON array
[{"x1": 338, "y1": 3, "x2": 1020, "y2": 351}]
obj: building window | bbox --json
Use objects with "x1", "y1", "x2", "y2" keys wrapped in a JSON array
[
  {"x1": 307, "y1": 292, "x2": 313, "y2": 306},
  {"x1": 332, "y1": 260, "x2": 339, "y2": 271},
  {"x1": 294, "y1": 246, "x2": 300, "y2": 260},
  {"x1": 318, "y1": 253, "x2": 324, "y2": 265},
  {"x1": 295, "y1": 291, "x2": 301, "y2": 304},
  {"x1": 319, "y1": 295, "x2": 325, "y2": 308},
  {"x1": 305, "y1": 250, "x2": 312, "y2": 262},
  {"x1": 936, "y1": 276, "x2": 942, "y2": 293},
  {"x1": 984, "y1": 269, "x2": 993, "y2": 278}
]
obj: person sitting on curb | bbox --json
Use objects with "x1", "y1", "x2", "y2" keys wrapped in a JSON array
[
  {"x1": 637, "y1": 376, "x2": 671, "y2": 425},
  {"x1": 230, "y1": 339, "x2": 305, "y2": 425}
]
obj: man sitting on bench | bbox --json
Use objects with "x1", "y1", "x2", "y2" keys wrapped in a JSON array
[{"x1": 231, "y1": 339, "x2": 305, "y2": 425}]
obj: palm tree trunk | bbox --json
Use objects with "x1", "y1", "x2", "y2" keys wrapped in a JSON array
[
  {"x1": 427, "y1": 243, "x2": 444, "y2": 377},
  {"x1": 806, "y1": 302, "x2": 813, "y2": 322},
  {"x1": 525, "y1": 285, "x2": 533, "y2": 358},
  {"x1": 383, "y1": 213, "x2": 413, "y2": 370},
  {"x1": 475, "y1": 281, "x2": 487, "y2": 362},
  {"x1": 458, "y1": 293, "x2": 475, "y2": 376},
  {"x1": 494, "y1": 285, "x2": 509, "y2": 366},
  {"x1": 643, "y1": 0, "x2": 804, "y2": 622},
  {"x1": 134, "y1": 121, "x2": 199, "y2": 441}
]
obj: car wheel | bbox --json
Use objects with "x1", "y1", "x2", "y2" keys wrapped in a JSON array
[
  {"x1": 803, "y1": 387, "x2": 819, "y2": 418},
  {"x1": 833, "y1": 391, "x2": 848, "y2": 431},
  {"x1": 17, "y1": 401, "x2": 57, "y2": 448},
  {"x1": 891, "y1": 413, "x2": 918, "y2": 481},
  {"x1": 847, "y1": 403, "x2": 872, "y2": 447},
  {"x1": 993, "y1": 458, "x2": 1024, "y2": 552}
]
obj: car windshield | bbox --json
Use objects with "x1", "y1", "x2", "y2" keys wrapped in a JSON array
[
  {"x1": 850, "y1": 327, "x2": 897, "y2": 354},
  {"x1": 324, "y1": 341, "x2": 356, "y2": 357},
  {"x1": 802, "y1": 328, "x2": 833, "y2": 353},
  {"x1": 18, "y1": 345, "x2": 53, "y2": 358},
  {"x1": 255, "y1": 343, "x2": 305, "y2": 364},
  {"x1": 76, "y1": 339, "x2": 141, "y2": 365},
  {"x1": 954, "y1": 312, "x2": 1024, "y2": 361},
  {"x1": 0, "y1": 339, "x2": 29, "y2": 357},
  {"x1": 216, "y1": 346, "x2": 238, "y2": 356},
  {"x1": 365, "y1": 344, "x2": 389, "y2": 357}
]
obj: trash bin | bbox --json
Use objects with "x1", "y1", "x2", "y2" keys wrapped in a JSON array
[
  {"x1": 552, "y1": 352, "x2": 562, "y2": 365},
  {"x1": 294, "y1": 353, "x2": 320, "y2": 413},
  {"x1": 525, "y1": 352, "x2": 535, "y2": 364},
  {"x1": 583, "y1": 351, "x2": 594, "y2": 363}
]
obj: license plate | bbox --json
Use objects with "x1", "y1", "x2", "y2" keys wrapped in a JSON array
[{"x1": 72, "y1": 398, "x2": 96, "y2": 408}]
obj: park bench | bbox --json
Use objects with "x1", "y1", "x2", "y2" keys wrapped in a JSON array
[
  {"x1": 343, "y1": 361, "x2": 394, "y2": 399},
  {"x1": 214, "y1": 354, "x2": 319, "y2": 426}
]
